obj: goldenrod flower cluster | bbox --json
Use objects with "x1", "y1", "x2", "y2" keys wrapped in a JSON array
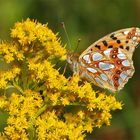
[{"x1": 0, "y1": 19, "x2": 122, "y2": 140}]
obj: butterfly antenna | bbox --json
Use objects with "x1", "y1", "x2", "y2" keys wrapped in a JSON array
[
  {"x1": 61, "y1": 22, "x2": 72, "y2": 50},
  {"x1": 74, "y1": 38, "x2": 81, "y2": 52}
]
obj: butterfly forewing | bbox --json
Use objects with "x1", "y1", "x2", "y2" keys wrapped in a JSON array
[{"x1": 80, "y1": 27, "x2": 140, "y2": 58}]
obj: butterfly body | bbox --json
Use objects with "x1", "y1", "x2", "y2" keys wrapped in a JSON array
[{"x1": 67, "y1": 27, "x2": 140, "y2": 92}]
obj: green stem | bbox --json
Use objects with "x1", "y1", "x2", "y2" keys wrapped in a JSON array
[
  {"x1": 13, "y1": 81, "x2": 24, "y2": 94},
  {"x1": 34, "y1": 104, "x2": 48, "y2": 118},
  {"x1": 28, "y1": 104, "x2": 48, "y2": 139},
  {"x1": 21, "y1": 61, "x2": 28, "y2": 90},
  {"x1": 6, "y1": 83, "x2": 24, "y2": 94}
]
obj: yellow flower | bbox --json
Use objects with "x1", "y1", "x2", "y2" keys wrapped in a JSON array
[
  {"x1": 77, "y1": 111, "x2": 85, "y2": 119},
  {"x1": 0, "y1": 96, "x2": 8, "y2": 109},
  {"x1": 84, "y1": 121, "x2": 93, "y2": 133},
  {"x1": 0, "y1": 19, "x2": 123, "y2": 140},
  {"x1": 0, "y1": 42, "x2": 24, "y2": 63},
  {"x1": 61, "y1": 97, "x2": 70, "y2": 106},
  {"x1": 0, "y1": 67, "x2": 20, "y2": 89},
  {"x1": 0, "y1": 78, "x2": 7, "y2": 89},
  {"x1": 11, "y1": 18, "x2": 66, "y2": 59}
]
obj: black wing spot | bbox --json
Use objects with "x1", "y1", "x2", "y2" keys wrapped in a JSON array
[
  {"x1": 110, "y1": 34, "x2": 115, "y2": 38},
  {"x1": 102, "y1": 40, "x2": 108, "y2": 46},
  {"x1": 110, "y1": 33, "x2": 117, "y2": 40},
  {"x1": 108, "y1": 45, "x2": 113, "y2": 48},
  {"x1": 126, "y1": 46, "x2": 129, "y2": 51},
  {"x1": 116, "y1": 40, "x2": 121, "y2": 44},
  {"x1": 119, "y1": 45, "x2": 124, "y2": 49},
  {"x1": 125, "y1": 40, "x2": 129, "y2": 43},
  {"x1": 112, "y1": 37, "x2": 117, "y2": 40},
  {"x1": 95, "y1": 45, "x2": 101, "y2": 50}
]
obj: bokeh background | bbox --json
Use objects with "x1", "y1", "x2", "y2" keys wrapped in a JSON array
[{"x1": 0, "y1": 0, "x2": 140, "y2": 139}]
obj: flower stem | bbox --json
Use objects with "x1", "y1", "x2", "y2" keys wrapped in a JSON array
[
  {"x1": 34, "y1": 104, "x2": 48, "y2": 118},
  {"x1": 13, "y1": 81, "x2": 24, "y2": 94},
  {"x1": 28, "y1": 104, "x2": 48, "y2": 139},
  {"x1": 6, "y1": 82, "x2": 24, "y2": 95}
]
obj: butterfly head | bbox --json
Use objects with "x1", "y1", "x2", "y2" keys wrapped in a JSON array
[{"x1": 67, "y1": 51, "x2": 80, "y2": 73}]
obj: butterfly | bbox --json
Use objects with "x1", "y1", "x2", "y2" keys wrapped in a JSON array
[{"x1": 67, "y1": 27, "x2": 140, "y2": 92}]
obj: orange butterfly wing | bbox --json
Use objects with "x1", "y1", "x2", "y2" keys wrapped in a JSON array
[{"x1": 78, "y1": 27, "x2": 140, "y2": 92}]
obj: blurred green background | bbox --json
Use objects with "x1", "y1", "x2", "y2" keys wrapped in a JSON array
[{"x1": 0, "y1": 0, "x2": 140, "y2": 139}]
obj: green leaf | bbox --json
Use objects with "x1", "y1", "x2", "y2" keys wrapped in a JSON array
[{"x1": 0, "y1": 110, "x2": 9, "y2": 132}]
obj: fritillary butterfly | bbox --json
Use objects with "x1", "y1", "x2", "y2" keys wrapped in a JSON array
[{"x1": 67, "y1": 27, "x2": 140, "y2": 92}]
